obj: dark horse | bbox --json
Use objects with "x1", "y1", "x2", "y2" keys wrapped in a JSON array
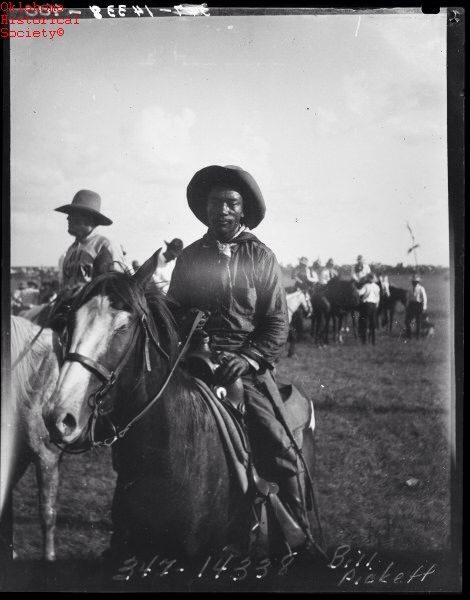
[
  {"x1": 308, "y1": 284, "x2": 330, "y2": 346},
  {"x1": 377, "y1": 285, "x2": 408, "y2": 333},
  {"x1": 324, "y1": 279, "x2": 360, "y2": 344},
  {"x1": 42, "y1": 257, "x2": 319, "y2": 567}
]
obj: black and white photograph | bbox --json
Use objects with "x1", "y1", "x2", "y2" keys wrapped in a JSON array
[{"x1": 1, "y1": 4, "x2": 463, "y2": 593}]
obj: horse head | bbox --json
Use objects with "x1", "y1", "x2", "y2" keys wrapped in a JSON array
[{"x1": 43, "y1": 251, "x2": 176, "y2": 448}]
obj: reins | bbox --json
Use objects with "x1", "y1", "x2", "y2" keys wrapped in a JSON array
[{"x1": 95, "y1": 309, "x2": 206, "y2": 445}]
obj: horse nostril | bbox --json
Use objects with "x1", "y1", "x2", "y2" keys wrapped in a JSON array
[{"x1": 58, "y1": 413, "x2": 77, "y2": 437}]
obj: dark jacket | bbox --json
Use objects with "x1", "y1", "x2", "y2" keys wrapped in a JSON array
[{"x1": 168, "y1": 230, "x2": 289, "y2": 369}]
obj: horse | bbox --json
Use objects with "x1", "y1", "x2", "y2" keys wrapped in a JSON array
[
  {"x1": 377, "y1": 285, "x2": 408, "y2": 333},
  {"x1": 42, "y1": 259, "x2": 320, "y2": 566},
  {"x1": 286, "y1": 288, "x2": 312, "y2": 357},
  {"x1": 5, "y1": 317, "x2": 62, "y2": 561},
  {"x1": 324, "y1": 278, "x2": 361, "y2": 344},
  {"x1": 307, "y1": 284, "x2": 330, "y2": 347}
]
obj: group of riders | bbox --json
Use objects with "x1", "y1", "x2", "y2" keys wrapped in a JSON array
[
  {"x1": 290, "y1": 255, "x2": 430, "y2": 344},
  {"x1": 292, "y1": 254, "x2": 383, "y2": 290},
  {"x1": 290, "y1": 254, "x2": 387, "y2": 345}
]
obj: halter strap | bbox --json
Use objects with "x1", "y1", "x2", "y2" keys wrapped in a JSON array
[
  {"x1": 63, "y1": 315, "x2": 143, "y2": 387},
  {"x1": 66, "y1": 353, "x2": 114, "y2": 382}
]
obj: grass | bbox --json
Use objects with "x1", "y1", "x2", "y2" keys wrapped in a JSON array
[{"x1": 11, "y1": 274, "x2": 452, "y2": 563}]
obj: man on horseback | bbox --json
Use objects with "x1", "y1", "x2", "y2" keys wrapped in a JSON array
[
  {"x1": 168, "y1": 165, "x2": 313, "y2": 548},
  {"x1": 293, "y1": 257, "x2": 318, "y2": 289},
  {"x1": 55, "y1": 189, "x2": 127, "y2": 292},
  {"x1": 351, "y1": 254, "x2": 371, "y2": 286},
  {"x1": 151, "y1": 238, "x2": 184, "y2": 294}
]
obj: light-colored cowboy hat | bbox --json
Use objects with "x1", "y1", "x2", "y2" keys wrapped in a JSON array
[
  {"x1": 411, "y1": 274, "x2": 421, "y2": 282},
  {"x1": 187, "y1": 165, "x2": 266, "y2": 229},
  {"x1": 54, "y1": 189, "x2": 112, "y2": 226}
]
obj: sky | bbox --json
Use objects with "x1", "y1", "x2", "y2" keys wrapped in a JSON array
[{"x1": 10, "y1": 10, "x2": 449, "y2": 267}]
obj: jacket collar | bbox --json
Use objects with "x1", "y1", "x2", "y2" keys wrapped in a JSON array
[{"x1": 201, "y1": 229, "x2": 259, "y2": 251}]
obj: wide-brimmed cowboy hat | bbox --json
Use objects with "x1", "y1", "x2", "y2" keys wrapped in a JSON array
[
  {"x1": 298, "y1": 256, "x2": 309, "y2": 266},
  {"x1": 165, "y1": 238, "x2": 184, "y2": 254},
  {"x1": 411, "y1": 274, "x2": 421, "y2": 282},
  {"x1": 187, "y1": 165, "x2": 266, "y2": 229},
  {"x1": 54, "y1": 189, "x2": 112, "y2": 226}
]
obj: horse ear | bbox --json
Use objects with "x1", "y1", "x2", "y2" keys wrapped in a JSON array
[{"x1": 133, "y1": 248, "x2": 162, "y2": 287}]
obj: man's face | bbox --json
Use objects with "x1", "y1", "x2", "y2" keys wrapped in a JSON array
[
  {"x1": 206, "y1": 186, "x2": 244, "y2": 242},
  {"x1": 67, "y1": 212, "x2": 95, "y2": 239}
]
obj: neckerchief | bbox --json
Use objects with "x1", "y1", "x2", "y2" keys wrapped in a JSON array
[{"x1": 201, "y1": 227, "x2": 253, "y2": 306}]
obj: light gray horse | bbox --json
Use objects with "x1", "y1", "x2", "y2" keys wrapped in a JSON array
[{"x1": 5, "y1": 317, "x2": 61, "y2": 560}]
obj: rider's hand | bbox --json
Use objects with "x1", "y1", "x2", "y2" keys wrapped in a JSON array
[{"x1": 216, "y1": 352, "x2": 251, "y2": 386}]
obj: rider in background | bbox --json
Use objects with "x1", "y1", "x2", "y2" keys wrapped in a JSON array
[
  {"x1": 405, "y1": 274, "x2": 428, "y2": 339},
  {"x1": 152, "y1": 238, "x2": 184, "y2": 294},
  {"x1": 357, "y1": 272, "x2": 381, "y2": 345},
  {"x1": 55, "y1": 189, "x2": 127, "y2": 292},
  {"x1": 292, "y1": 256, "x2": 318, "y2": 290},
  {"x1": 12, "y1": 280, "x2": 40, "y2": 312},
  {"x1": 319, "y1": 258, "x2": 337, "y2": 286},
  {"x1": 351, "y1": 254, "x2": 371, "y2": 287}
]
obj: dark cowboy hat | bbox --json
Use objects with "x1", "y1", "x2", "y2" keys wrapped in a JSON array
[
  {"x1": 187, "y1": 165, "x2": 266, "y2": 229},
  {"x1": 164, "y1": 238, "x2": 184, "y2": 254},
  {"x1": 54, "y1": 189, "x2": 112, "y2": 226}
]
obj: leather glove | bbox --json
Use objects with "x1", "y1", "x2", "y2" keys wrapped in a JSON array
[{"x1": 216, "y1": 351, "x2": 251, "y2": 386}]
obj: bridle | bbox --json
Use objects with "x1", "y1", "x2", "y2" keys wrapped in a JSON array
[{"x1": 55, "y1": 302, "x2": 205, "y2": 454}]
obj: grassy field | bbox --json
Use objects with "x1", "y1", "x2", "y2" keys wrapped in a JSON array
[{"x1": 10, "y1": 273, "x2": 453, "y2": 583}]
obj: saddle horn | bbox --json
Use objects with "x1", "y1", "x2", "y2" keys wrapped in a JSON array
[{"x1": 133, "y1": 248, "x2": 162, "y2": 287}]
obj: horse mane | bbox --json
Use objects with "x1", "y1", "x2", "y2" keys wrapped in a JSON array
[
  {"x1": 73, "y1": 271, "x2": 180, "y2": 362},
  {"x1": 11, "y1": 316, "x2": 58, "y2": 408}
]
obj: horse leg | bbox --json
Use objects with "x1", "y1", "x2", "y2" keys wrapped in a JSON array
[
  {"x1": 34, "y1": 452, "x2": 60, "y2": 561},
  {"x1": 351, "y1": 311, "x2": 357, "y2": 339},
  {"x1": 337, "y1": 314, "x2": 344, "y2": 344},
  {"x1": 389, "y1": 304, "x2": 395, "y2": 334},
  {"x1": 325, "y1": 313, "x2": 332, "y2": 344}
]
